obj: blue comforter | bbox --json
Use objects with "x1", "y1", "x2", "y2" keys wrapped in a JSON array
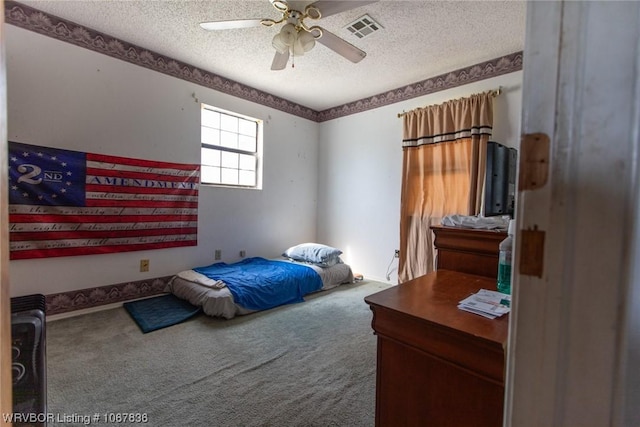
[{"x1": 193, "y1": 257, "x2": 323, "y2": 311}]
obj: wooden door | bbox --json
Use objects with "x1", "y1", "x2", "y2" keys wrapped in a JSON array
[{"x1": 506, "y1": 1, "x2": 640, "y2": 426}]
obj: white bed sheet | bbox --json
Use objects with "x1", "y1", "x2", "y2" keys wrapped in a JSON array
[{"x1": 166, "y1": 259, "x2": 354, "y2": 319}]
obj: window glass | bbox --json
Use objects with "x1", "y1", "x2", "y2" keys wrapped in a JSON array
[
  {"x1": 220, "y1": 114, "x2": 238, "y2": 132},
  {"x1": 202, "y1": 109, "x2": 220, "y2": 128},
  {"x1": 239, "y1": 153, "x2": 256, "y2": 171},
  {"x1": 239, "y1": 119, "x2": 256, "y2": 137},
  {"x1": 238, "y1": 135, "x2": 256, "y2": 152},
  {"x1": 200, "y1": 105, "x2": 262, "y2": 188},
  {"x1": 220, "y1": 131, "x2": 238, "y2": 149}
]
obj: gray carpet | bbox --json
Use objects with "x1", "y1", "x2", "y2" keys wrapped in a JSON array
[{"x1": 46, "y1": 280, "x2": 392, "y2": 426}]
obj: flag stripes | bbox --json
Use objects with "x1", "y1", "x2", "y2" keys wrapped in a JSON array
[{"x1": 8, "y1": 141, "x2": 200, "y2": 259}]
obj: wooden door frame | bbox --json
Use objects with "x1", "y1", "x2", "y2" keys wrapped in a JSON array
[
  {"x1": 505, "y1": 1, "x2": 640, "y2": 425},
  {"x1": 1, "y1": 0, "x2": 14, "y2": 422}
]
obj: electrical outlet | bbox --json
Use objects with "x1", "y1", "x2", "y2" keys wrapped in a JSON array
[
  {"x1": 214, "y1": 249, "x2": 222, "y2": 260},
  {"x1": 140, "y1": 259, "x2": 149, "y2": 272},
  {"x1": 394, "y1": 250, "x2": 400, "y2": 258},
  {"x1": 239, "y1": 250, "x2": 246, "y2": 258}
]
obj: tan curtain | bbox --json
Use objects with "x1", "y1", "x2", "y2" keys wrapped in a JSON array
[{"x1": 398, "y1": 91, "x2": 494, "y2": 283}]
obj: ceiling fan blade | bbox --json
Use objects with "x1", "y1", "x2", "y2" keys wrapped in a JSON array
[
  {"x1": 310, "y1": 1, "x2": 378, "y2": 18},
  {"x1": 285, "y1": 1, "x2": 307, "y2": 12},
  {"x1": 271, "y1": 50, "x2": 290, "y2": 70},
  {"x1": 316, "y1": 27, "x2": 366, "y2": 63},
  {"x1": 199, "y1": 19, "x2": 264, "y2": 31}
]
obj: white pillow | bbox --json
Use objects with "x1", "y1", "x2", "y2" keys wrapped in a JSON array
[{"x1": 283, "y1": 243, "x2": 343, "y2": 267}]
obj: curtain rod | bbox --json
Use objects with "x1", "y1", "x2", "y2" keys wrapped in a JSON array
[{"x1": 396, "y1": 87, "x2": 503, "y2": 118}]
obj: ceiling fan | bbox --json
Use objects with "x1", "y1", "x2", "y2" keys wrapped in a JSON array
[{"x1": 199, "y1": 0, "x2": 378, "y2": 70}]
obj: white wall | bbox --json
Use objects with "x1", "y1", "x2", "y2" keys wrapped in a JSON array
[
  {"x1": 6, "y1": 26, "x2": 319, "y2": 296},
  {"x1": 5, "y1": 24, "x2": 523, "y2": 295},
  {"x1": 316, "y1": 71, "x2": 523, "y2": 283}
]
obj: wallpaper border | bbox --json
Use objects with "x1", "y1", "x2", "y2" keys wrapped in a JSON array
[
  {"x1": 317, "y1": 51, "x2": 523, "y2": 121},
  {"x1": 5, "y1": 1, "x2": 523, "y2": 123},
  {"x1": 45, "y1": 276, "x2": 172, "y2": 315}
]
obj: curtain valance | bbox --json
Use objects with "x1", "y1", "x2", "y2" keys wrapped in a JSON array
[{"x1": 402, "y1": 91, "x2": 494, "y2": 147}]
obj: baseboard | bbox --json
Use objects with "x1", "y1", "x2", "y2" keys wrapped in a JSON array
[
  {"x1": 45, "y1": 276, "x2": 173, "y2": 316},
  {"x1": 364, "y1": 275, "x2": 396, "y2": 285},
  {"x1": 46, "y1": 293, "x2": 170, "y2": 321},
  {"x1": 44, "y1": 274, "x2": 394, "y2": 317}
]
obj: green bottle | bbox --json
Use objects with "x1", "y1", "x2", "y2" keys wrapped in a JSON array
[{"x1": 497, "y1": 220, "x2": 514, "y2": 294}]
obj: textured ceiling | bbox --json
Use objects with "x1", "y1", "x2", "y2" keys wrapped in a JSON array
[{"x1": 17, "y1": 0, "x2": 526, "y2": 111}]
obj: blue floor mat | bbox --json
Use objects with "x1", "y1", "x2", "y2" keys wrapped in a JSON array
[{"x1": 123, "y1": 294, "x2": 202, "y2": 333}]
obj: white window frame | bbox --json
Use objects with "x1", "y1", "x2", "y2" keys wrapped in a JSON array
[{"x1": 200, "y1": 104, "x2": 263, "y2": 189}]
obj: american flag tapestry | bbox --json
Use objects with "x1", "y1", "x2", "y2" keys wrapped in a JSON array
[{"x1": 8, "y1": 141, "x2": 200, "y2": 260}]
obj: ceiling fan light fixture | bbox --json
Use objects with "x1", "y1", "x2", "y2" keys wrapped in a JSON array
[
  {"x1": 279, "y1": 23, "x2": 297, "y2": 45},
  {"x1": 272, "y1": 32, "x2": 289, "y2": 54},
  {"x1": 273, "y1": 24, "x2": 315, "y2": 57},
  {"x1": 298, "y1": 30, "x2": 316, "y2": 53},
  {"x1": 292, "y1": 38, "x2": 305, "y2": 57},
  {"x1": 272, "y1": 23, "x2": 298, "y2": 54}
]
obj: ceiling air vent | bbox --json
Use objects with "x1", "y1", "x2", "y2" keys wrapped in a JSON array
[{"x1": 344, "y1": 14, "x2": 382, "y2": 39}]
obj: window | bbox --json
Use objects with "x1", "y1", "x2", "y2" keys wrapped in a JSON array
[{"x1": 200, "y1": 104, "x2": 262, "y2": 188}]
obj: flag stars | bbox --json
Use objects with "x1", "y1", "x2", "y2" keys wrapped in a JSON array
[
  {"x1": 22, "y1": 152, "x2": 29, "y2": 157},
  {"x1": 11, "y1": 185, "x2": 17, "y2": 191},
  {"x1": 66, "y1": 181, "x2": 72, "y2": 186},
  {"x1": 60, "y1": 188, "x2": 67, "y2": 194},
  {"x1": 61, "y1": 162, "x2": 67, "y2": 167},
  {"x1": 51, "y1": 156, "x2": 57, "y2": 161},
  {"x1": 37, "y1": 152, "x2": 44, "y2": 157},
  {"x1": 67, "y1": 171, "x2": 72, "y2": 176},
  {"x1": 22, "y1": 192, "x2": 29, "y2": 198},
  {"x1": 10, "y1": 156, "x2": 17, "y2": 162}
]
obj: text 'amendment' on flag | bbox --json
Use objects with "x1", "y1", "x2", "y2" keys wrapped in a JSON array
[{"x1": 8, "y1": 141, "x2": 200, "y2": 259}]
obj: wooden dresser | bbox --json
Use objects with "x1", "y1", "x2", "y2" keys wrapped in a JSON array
[
  {"x1": 365, "y1": 270, "x2": 508, "y2": 427},
  {"x1": 431, "y1": 225, "x2": 507, "y2": 278}
]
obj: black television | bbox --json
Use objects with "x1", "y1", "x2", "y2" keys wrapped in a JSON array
[{"x1": 484, "y1": 141, "x2": 517, "y2": 217}]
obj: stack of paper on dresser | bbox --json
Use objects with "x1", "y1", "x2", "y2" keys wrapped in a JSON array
[{"x1": 458, "y1": 289, "x2": 511, "y2": 319}]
